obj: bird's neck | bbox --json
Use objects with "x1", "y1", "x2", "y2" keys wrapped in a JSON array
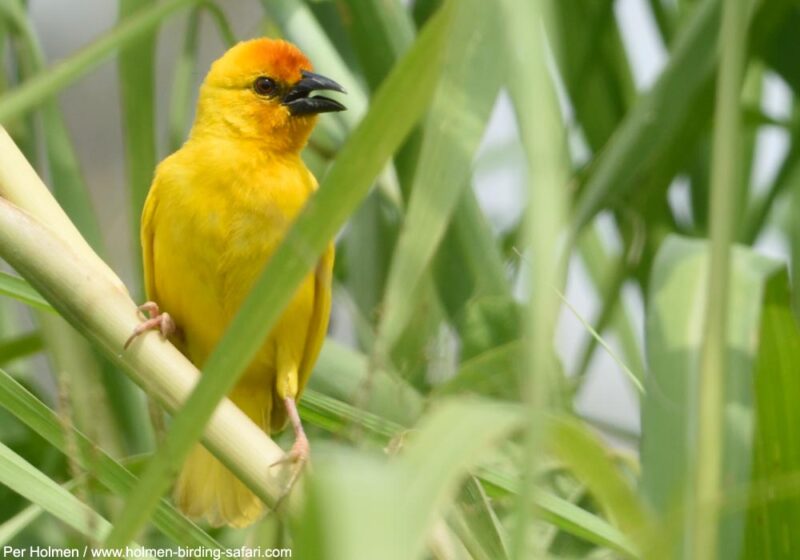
[{"x1": 189, "y1": 86, "x2": 314, "y2": 155}]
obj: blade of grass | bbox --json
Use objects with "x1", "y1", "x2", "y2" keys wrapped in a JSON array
[
  {"x1": 745, "y1": 272, "x2": 800, "y2": 555},
  {"x1": 295, "y1": 399, "x2": 522, "y2": 560},
  {"x1": 340, "y1": 0, "x2": 513, "y2": 331},
  {"x1": 571, "y1": 0, "x2": 721, "y2": 237},
  {"x1": 0, "y1": 331, "x2": 43, "y2": 366},
  {"x1": 0, "y1": 440, "x2": 137, "y2": 550},
  {"x1": 104, "y1": 4, "x2": 456, "y2": 545},
  {"x1": 692, "y1": 0, "x2": 748, "y2": 556},
  {"x1": 452, "y1": 477, "x2": 509, "y2": 560},
  {"x1": 167, "y1": 4, "x2": 237, "y2": 152},
  {"x1": 198, "y1": 1, "x2": 236, "y2": 47},
  {"x1": 375, "y1": 0, "x2": 503, "y2": 353},
  {"x1": 303, "y1": 382, "x2": 637, "y2": 556},
  {"x1": 396, "y1": 400, "x2": 521, "y2": 560},
  {"x1": 312, "y1": 340, "x2": 424, "y2": 426},
  {"x1": 546, "y1": 414, "x2": 652, "y2": 557},
  {"x1": 0, "y1": 366, "x2": 221, "y2": 548},
  {"x1": 39, "y1": 314, "x2": 125, "y2": 458},
  {"x1": 500, "y1": 0, "x2": 570, "y2": 557},
  {"x1": 0, "y1": 502, "x2": 42, "y2": 545},
  {"x1": 551, "y1": 0, "x2": 635, "y2": 150},
  {"x1": 476, "y1": 468, "x2": 639, "y2": 558},
  {"x1": 0, "y1": 271, "x2": 53, "y2": 312},
  {"x1": 336, "y1": 0, "x2": 415, "y2": 90},
  {"x1": 575, "y1": 225, "x2": 646, "y2": 388},
  {"x1": 556, "y1": 289, "x2": 644, "y2": 394},
  {"x1": 118, "y1": 0, "x2": 158, "y2": 298},
  {"x1": 0, "y1": 0, "x2": 203, "y2": 124},
  {"x1": 168, "y1": 8, "x2": 201, "y2": 152},
  {"x1": 0, "y1": 7, "x2": 37, "y2": 162},
  {"x1": 643, "y1": 236, "x2": 781, "y2": 558},
  {"x1": 265, "y1": 0, "x2": 406, "y2": 323},
  {"x1": 334, "y1": 0, "x2": 423, "y2": 337}
]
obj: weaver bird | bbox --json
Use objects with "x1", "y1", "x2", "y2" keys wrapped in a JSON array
[{"x1": 125, "y1": 38, "x2": 345, "y2": 527}]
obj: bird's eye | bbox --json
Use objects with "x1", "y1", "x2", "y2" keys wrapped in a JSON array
[{"x1": 253, "y1": 76, "x2": 277, "y2": 96}]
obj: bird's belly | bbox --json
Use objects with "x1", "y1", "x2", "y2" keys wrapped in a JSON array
[{"x1": 152, "y1": 199, "x2": 315, "y2": 383}]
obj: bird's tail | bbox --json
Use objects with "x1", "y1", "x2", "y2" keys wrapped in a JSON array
[{"x1": 173, "y1": 385, "x2": 270, "y2": 528}]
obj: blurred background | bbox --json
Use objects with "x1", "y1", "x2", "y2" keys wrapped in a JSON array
[{"x1": 2, "y1": 0, "x2": 800, "y2": 558}]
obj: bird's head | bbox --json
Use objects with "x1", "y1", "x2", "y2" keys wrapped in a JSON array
[{"x1": 191, "y1": 38, "x2": 346, "y2": 153}]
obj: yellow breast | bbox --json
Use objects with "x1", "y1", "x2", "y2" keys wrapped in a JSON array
[{"x1": 142, "y1": 136, "x2": 319, "y2": 369}]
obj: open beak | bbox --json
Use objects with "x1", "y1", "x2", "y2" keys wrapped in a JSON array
[{"x1": 283, "y1": 70, "x2": 347, "y2": 116}]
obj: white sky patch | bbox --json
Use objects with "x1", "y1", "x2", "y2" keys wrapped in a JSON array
[
  {"x1": 614, "y1": 0, "x2": 668, "y2": 90},
  {"x1": 668, "y1": 175, "x2": 694, "y2": 230},
  {"x1": 762, "y1": 72, "x2": 793, "y2": 121}
]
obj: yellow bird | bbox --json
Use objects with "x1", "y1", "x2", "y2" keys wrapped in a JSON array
[{"x1": 125, "y1": 38, "x2": 345, "y2": 527}]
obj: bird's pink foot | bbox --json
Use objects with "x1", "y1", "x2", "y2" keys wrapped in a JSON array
[
  {"x1": 124, "y1": 301, "x2": 175, "y2": 350},
  {"x1": 270, "y1": 396, "x2": 310, "y2": 505}
]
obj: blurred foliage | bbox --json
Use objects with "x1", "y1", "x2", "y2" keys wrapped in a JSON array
[{"x1": 0, "y1": 0, "x2": 798, "y2": 558}]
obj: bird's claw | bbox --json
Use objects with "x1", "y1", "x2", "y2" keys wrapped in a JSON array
[
  {"x1": 270, "y1": 434, "x2": 310, "y2": 508},
  {"x1": 271, "y1": 436, "x2": 310, "y2": 468},
  {"x1": 124, "y1": 301, "x2": 175, "y2": 349}
]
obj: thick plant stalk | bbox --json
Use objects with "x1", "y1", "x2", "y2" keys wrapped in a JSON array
[
  {"x1": 0, "y1": 129, "x2": 287, "y2": 508},
  {"x1": 0, "y1": 127, "x2": 123, "y2": 293}
]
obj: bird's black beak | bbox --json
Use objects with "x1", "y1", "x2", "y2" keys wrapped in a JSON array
[{"x1": 283, "y1": 70, "x2": 347, "y2": 116}]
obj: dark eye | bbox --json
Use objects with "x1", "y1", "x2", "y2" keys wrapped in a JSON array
[{"x1": 254, "y1": 76, "x2": 277, "y2": 96}]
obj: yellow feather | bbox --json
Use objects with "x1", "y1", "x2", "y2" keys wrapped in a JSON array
[{"x1": 140, "y1": 39, "x2": 337, "y2": 527}]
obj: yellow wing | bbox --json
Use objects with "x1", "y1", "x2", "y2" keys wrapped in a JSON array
[
  {"x1": 140, "y1": 180, "x2": 160, "y2": 303},
  {"x1": 269, "y1": 241, "x2": 334, "y2": 430},
  {"x1": 298, "y1": 241, "x2": 335, "y2": 392}
]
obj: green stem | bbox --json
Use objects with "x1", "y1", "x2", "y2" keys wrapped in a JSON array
[
  {"x1": 693, "y1": 0, "x2": 748, "y2": 557},
  {"x1": 501, "y1": 0, "x2": 570, "y2": 557}
]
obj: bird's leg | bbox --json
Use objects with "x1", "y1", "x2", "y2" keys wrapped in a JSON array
[
  {"x1": 124, "y1": 301, "x2": 175, "y2": 349},
  {"x1": 271, "y1": 396, "x2": 310, "y2": 501}
]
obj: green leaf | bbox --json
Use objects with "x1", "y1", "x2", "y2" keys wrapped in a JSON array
[
  {"x1": 0, "y1": 440, "x2": 112, "y2": 545},
  {"x1": 295, "y1": 399, "x2": 522, "y2": 560},
  {"x1": 691, "y1": 0, "x2": 750, "y2": 555},
  {"x1": 751, "y1": 1, "x2": 800, "y2": 95},
  {"x1": 312, "y1": 340, "x2": 424, "y2": 426},
  {"x1": 0, "y1": 271, "x2": 53, "y2": 312},
  {"x1": 546, "y1": 414, "x2": 652, "y2": 557},
  {"x1": 643, "y1": 235, "x2": 786, "y2": 558},
  {"x1": 551, "y1": 0, "x2": 635, "y2": 149},
  {"x1": 304, "y1": 373, "x2": 637, "y2": 557},
  {"x1": 571, "y1": 0, "x2": 721, "y2": 235},
  {"x1": 376, "y1": 0, "x2": 504, "y2": 352},
  {"x1": 575, "y1": 225, "x2": 646, "y2": 388},
  {"x1": 0, "y1": 367, "x2": 221, "y2": 549},
  {"x1": 451, "y1": 477, "x2": 510, "y2": 560},
  {"x1": 500, "y1": 0, "x2": 571, "y2": 556},
  {"x1": 436, "y1": 341, "x2": 522, "y2": 400},
  {"x1": 0, "y1": 503, "x2": 42, "y2": 546},
  {"x1": 118, "y1": 0, "x2": 158, "y2": 298},
  {"x1": 744, "y1": 271, "x2": 800, "y2": 557},
  {"x1": 336, "y1": 0, "x2": 415, "y2": 90},
  {"x1": 0, "y1": 331, "x2": 43, "y2": 366}
]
